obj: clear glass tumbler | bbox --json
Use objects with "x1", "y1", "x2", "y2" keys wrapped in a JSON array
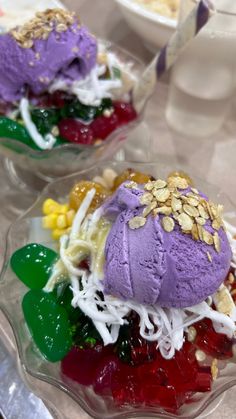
[{"x1": 166, "y1": 0, "x2": 236, "y2": 138}]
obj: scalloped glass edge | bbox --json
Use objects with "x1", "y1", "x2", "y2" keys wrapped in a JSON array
[{"x1": 1, "y1": 161, "x2": 236, "y2": 419}]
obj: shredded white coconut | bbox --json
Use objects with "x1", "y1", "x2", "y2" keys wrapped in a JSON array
[
  {"x1": 20, "y1": 98, "x2": 56, "y2": 150},
  {"x1": 49, "y1": 49, "x2": 136, "y2": 107},
  {"x1": 45, "y1": 193, "x2": 236, "y2": 359},
  {"x1": 71, "y1": 188, "x2": 96, "y2": 237},
  {"x1": 49, "y1": 62, "x2": 122, "y2": 107}
]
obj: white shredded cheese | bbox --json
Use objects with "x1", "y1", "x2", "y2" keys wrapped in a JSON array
[{"x1": 20, "y1": 98, "x2": 56, "y2": 150}]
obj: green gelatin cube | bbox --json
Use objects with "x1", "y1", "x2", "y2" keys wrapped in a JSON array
[
  {"x1": 54, "y1": 283, "x2": 82, "y2": 323},
  {"x1": 60, "y1": 98, "x2": 113, "y2": 121},
  {"x1": 10, "y1": 243, "x2": 58, "y2": 290},
  {"x1": 22, "y1": 290, "x2": 72, "y2": 362},
  {"x1": 0, "y1": 117, "x2": 40, "y2": 150},
  {"x1": 54, "y1": 283, "x2": 101, "y2": 347},
  {"x1": 31, "y1": 108, "x2": 60, "y2": 136}
]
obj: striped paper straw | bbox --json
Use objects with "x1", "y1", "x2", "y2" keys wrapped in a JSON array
[{"x1": 132, "y1": 0, "x2": 215, "y2": 113}]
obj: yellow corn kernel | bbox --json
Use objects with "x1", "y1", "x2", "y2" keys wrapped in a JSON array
[
  {"x1": 52, "y1": 228, "x2": 67, "y2": 240},
  {"x1": 66, "y1": 209, "x2": 76, "y2": 226},
  {"x1": 43, "y1": 199, "x2": 62, "y2": 215},
  {"x1": 57, "y1": 214, "x2": 67, "y2": 229},
  {"x1": 59, "y1": 204, "x2": 70, "y2": 214},
  {"x1": 42, "y1": 214, "x2": 58, "y2": 229}
]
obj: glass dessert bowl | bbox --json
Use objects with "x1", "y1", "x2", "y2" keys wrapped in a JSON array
[
  {"x1": 0, "y1": 9, "x2": 143, "y2": 181},
  {"x1": 1, "y1": 161, "x2": 236, "y2": 419}
]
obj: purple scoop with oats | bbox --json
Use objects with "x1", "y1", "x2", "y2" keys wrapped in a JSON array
[
  {"x1": 103, "y1": 182, "x2": 231, "y2": 308},
  {"x1": 0, "y1": 9, "x2": 97, "y2": 102}
]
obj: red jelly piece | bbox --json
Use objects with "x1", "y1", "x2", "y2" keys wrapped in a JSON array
[
  {"x1": 29, "y1": 91, "x2": 67, "y2": 108},
  {"x1": 93, "y1": 355, "x2": 120, "y2": 396},
  {"x1": 113, "y1": 102, "x2": 137, "y2": 124},
  {"x1": 78, "y1": 259, "x2": 90, "y2": 271},
  {"x1": 90, "y1": 113, "x2": 119, "y2": 140},
  {"x1": 111, "y1": 363, "x2": 143, "y2": 405},
  {"x1": 58, "y1": 119, "x2": 94, "y2": 145},
  {"x1": 48, "y1": 91, "x2": 67, "y2": 108},
  {"x1": 61, "y1": 344, "x2": 113, "y2": 386},
  {"x1": 61, "y1": 345, "x2": 103, "y2": 386},
  {"x1": 142, "y1": 384, "x2": 179, "y2": 413},
  {"x1": 194, "y1": 319, "x2": 233, "y2": 359},
  {"x1": 130, "y1": 339, "x2": 157, "y2": 366},
  {"x1": 194, "y1": 367, "x2": 212, "y2": 392}
]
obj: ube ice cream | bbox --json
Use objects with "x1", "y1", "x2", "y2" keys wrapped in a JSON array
[
  {"x1": 103, "y1": 180, "x2": 232, "y2": 308},
  {"x1": 0, "y1": 9, "x2": 97, "y2": 102}
]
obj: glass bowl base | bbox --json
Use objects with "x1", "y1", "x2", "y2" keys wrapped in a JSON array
[{"x1": 198, "y1": 392, "x2": 225, "y2": 418}]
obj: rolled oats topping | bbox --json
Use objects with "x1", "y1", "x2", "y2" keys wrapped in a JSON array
[
  {"x1": 153, "y1": 188, "x2": 170, "y2": 202},
  {"x1": 177, "y1": 213, "x2": 194, "y2": 231},
  {"x1": 129, "y1": 216, "x2": 146, "y2": 230},
  {"x1": 162, "y1": 216, "x2": 175, "y2": 232},
  {"x1": 11, "y1": 9, "x2": 77, "y2": 47},
  {"x1": 127, "y1": 173, "x2": 224, "y2": 255},
  {"x1": 167, "y1": 176, "x2": 189, "y2": 190}
]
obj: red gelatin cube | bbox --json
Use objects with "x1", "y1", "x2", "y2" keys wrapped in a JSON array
[
  {"x1": 90, "y1": 113, "x2": 119, "y2": 140},
  {"x1": 58, "y1": 119, "x2": 94, "y2": 145},
  {"x1": 49, "y1": 91, "x2": 67, "y2": 108},
  {"x1": 194, "y1": 319, "x2": 233, "y2": 359},
  {"x1": 142, "y1": 384, "x2": 179, "y2": 412},
  {"x1": 130, "y1": 339, "x2": 157, "y2": 366},
  {"x1": 61, "y1": 344, "x2": 113, "y2": 386},
  {"x1": 111, "y1": 364, "x2": 144, "y2": 405},
  {"x1": 113, "y1": 102, "x2": 137, "y2": 123},
  {"x1": 93, "y1": 355, "x2": 120, "y2": 396},
  {"x1": 194, "y1": 370, "x2": 212, "y2": 392}
]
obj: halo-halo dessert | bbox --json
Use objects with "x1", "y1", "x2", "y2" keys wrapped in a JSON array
[
  {"x1": 9, "y1": 168, "x2": 236, "y2": 414},
  {"x1": 0, "y1": 8, "x2": 137, "y2": 151}
]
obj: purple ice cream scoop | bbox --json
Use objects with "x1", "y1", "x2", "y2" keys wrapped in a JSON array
[
  {"x1": 0, "y1": 12, "x2": 97, "y2": 102},
  {"x1": 103, "y1": 183, "x2": 232, "y2": 308}
]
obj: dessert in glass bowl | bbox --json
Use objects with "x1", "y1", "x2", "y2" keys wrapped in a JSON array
[
  {"x1": 1, "y1": 161, "x2": 236, "y2": 419},
  {"x1": 0, "y1": 9, "x2": 142, "y2": 179}
]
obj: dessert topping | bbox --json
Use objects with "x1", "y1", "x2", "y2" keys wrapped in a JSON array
[
  {"x1": 11, "y1": 9, "x2": 76, "y2": 47},
  {"x1": 128, "y1": 175, "x2": 225, "y2": 254}
]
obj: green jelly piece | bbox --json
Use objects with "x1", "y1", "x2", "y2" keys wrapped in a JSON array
[
  {"x1": 54, "y1": 282, "x2": 83, "y2": 324},
  {"x1": 10, "y1": 243, "x2": 58, "y2": 290},
  {"x1": 73, "y1": 319, "x2": 101, "y2": 348},
  {"x1": 22, "y1": 290, "x2": 72, "y2": 362},
  {"x1": 0, "y1": 117, "x2": 40, "y2": 151},
  {"x1": 53, "y1": 283, "x2": 101, "y2": 347},
  {"x1": 94, "y1": 98, "x2": 113, "y2": 118},
  {"x1": 31, "y1": 108, "x2": 67, "y2": 148},
  {"x1": 54, "y1": 135, "x2": 68, "y2": 146},
  {"x1": 31, "y1": 108, "x2": 60, "y2": 136},
  {"x1": 60, "y1": 98, "x2": 113, "y2": 121}
]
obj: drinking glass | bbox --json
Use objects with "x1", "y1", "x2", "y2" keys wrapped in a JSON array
[{"x1": 166, "y1": 0, "x2": 236, "y2": 138}]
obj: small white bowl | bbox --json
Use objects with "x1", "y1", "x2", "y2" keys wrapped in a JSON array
[{"x1": 114, "y1": 0, "x2": 177, "y2": 52}]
